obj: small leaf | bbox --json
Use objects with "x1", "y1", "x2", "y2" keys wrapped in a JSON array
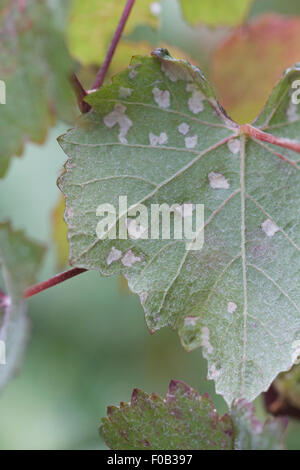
[
  {"x1": 100, "y1": 380, "x2": 286, "y2": 450},
  {"x1": 179, "y1": 0, "x2": 253, "y2": 27},
  {"x1": 58, "y1": 50, "x2": 300, "y2": 404},
  {"x1": 211, "y1": 14, "x2": 300, "y2": 123},
  {"x1": 100, "y1": 380, "x2": 234, "y2": 450},
  {"x1": 0, "y1": 223, "x2": 45, "y2": 389},
  {"x1": 0, "y1": 0, "x2": 73, "y2": 177}
]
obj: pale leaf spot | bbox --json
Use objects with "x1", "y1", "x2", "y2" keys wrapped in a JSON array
[
  {"x1": 175, "y1": 204, "x2": 195, "y2": 218},
  {"x1": 67, "y1": 162, "x2": 77, "y2": 169},
  {"x1": 208, "y1": 172, "x2": 230, "y2": 190},
  {"x1": 261, "y1": 219, "x2": 279, "y2": 237},
  {"x1": 201, "y1": 326, "x2": 213, "y2": 354},
  {"x1": 126, "y1": 218, "x2": 147, "y2": 240},
  {"x1": 209, "y1": 363, "x2": 221, "y2": 380},
  {"x1": 119, "y1": 87, "x2": 132, "y2": 99},
  {"x1": 161, "y1": 61, "x2": 191, "y2": 82},
  {"x1": 227, "y1": 301, "x2": 237, "y2": 314},
  {"x1": 178, "y1": 122, "x2": 190, "y2": 135},
  {"x1": 186, "y1": 83, "x2": 205, "y2": 114},
  {"x1": 128, "y1": 68, "x2": 137, "y2": 79},
  {"x1": 185, "y1": 135, "x2": 198, "y2": 149},
  {"x1": 152, "y1": 87, "x2": 170, "y2": 108},
  {"x1": 227, "y1": 139, "x2": 240, "y2": 155},
  {"x1": 149, "y1": 132, "x2": 168, "y2": 146},
  {"x1": 103, "y1": 103, "x2": 132, "y2": 144},
  {"x1": 107, "y1": 247, "x2": 122, "y2": 266},
  {"x1": 184, "y1": 316, "x2": 200, "y2": 326},
  {"x1": 121, "y1": 250, "x2": 142, "y2": 267}
]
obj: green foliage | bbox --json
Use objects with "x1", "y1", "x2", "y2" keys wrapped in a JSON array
[
  {"x1": 0, "y1": 223, "x2": 44, "y2": 390},
  {"x1": 0, "y1": 0, "x2": 73, "y2": 177},
  {"x1": 59, "y1": 50, "x2": 300, "y2": 405},
  {"x1": 100, "y1": 380, "x2": 286, "y2": 450},
  {"x1": 67, "y1": 0, "x2": 161, "y2": 66},
  {"x1": 179, "y1": 0, "x2": 253, "y2": 26}
]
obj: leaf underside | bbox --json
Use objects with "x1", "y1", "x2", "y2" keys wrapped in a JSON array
[
  {"x1": 100, "y1": 380, "x2": 285, "y2": 450},
  {"x1": 59, "y1": 49, "x2": 300, "y2": 405}
]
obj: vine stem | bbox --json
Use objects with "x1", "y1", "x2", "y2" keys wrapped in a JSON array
[
  {"x1": 240, "y1": 124, "x2": 300, "y2": 154},
  {"x1": 24, "y1": 268, "x2": 87, "y2": 299},
  {"x1": 71, "y1": 73, "x2": 91, "y2": 114},
  {"x1": 91, "y1": 0, "x2": 136, "y2": 91}
]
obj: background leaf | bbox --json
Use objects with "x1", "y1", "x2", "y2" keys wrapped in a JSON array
[
  {"x1": 100, "y1": 380, "x2": 286, "y2": 450},
  {"x1": 100, "y1": 380, "x2": 234, "y2": 450},
  {"x1": 67, "y1": 0, "x2": 162, "y2": 66},
  {"x1": 0, "y1": 0, "x2": 73, "y2": 177},
  {"x1": 0, "y1": 223, "x2": 44, "y2": 390},
  {"x1": 211, "y1": 14, "x2": 300, "y2": 123}
]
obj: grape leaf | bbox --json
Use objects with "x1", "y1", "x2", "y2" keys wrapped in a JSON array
[
  {"x1": 58, "y1": 49, "x2": 300, "y2": 405},
  {"x1": 179, "y1": 0, "x2": 253, "y2": 27},
  {"x1": 67, "y1": 0, "x2": 162, "y2": 66},
  {"x1": 0, "y1": 0, "x2": 73, "y2": 177},
  {"x1": 0, "y1": 223, "x2": 45, "y2": 389},
  {"x1": 100, "y1": 380, "x2": 286, "y2": 450},
  {"x1": 211, "y1": 14, "x2": 300, "y2": 123}
]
